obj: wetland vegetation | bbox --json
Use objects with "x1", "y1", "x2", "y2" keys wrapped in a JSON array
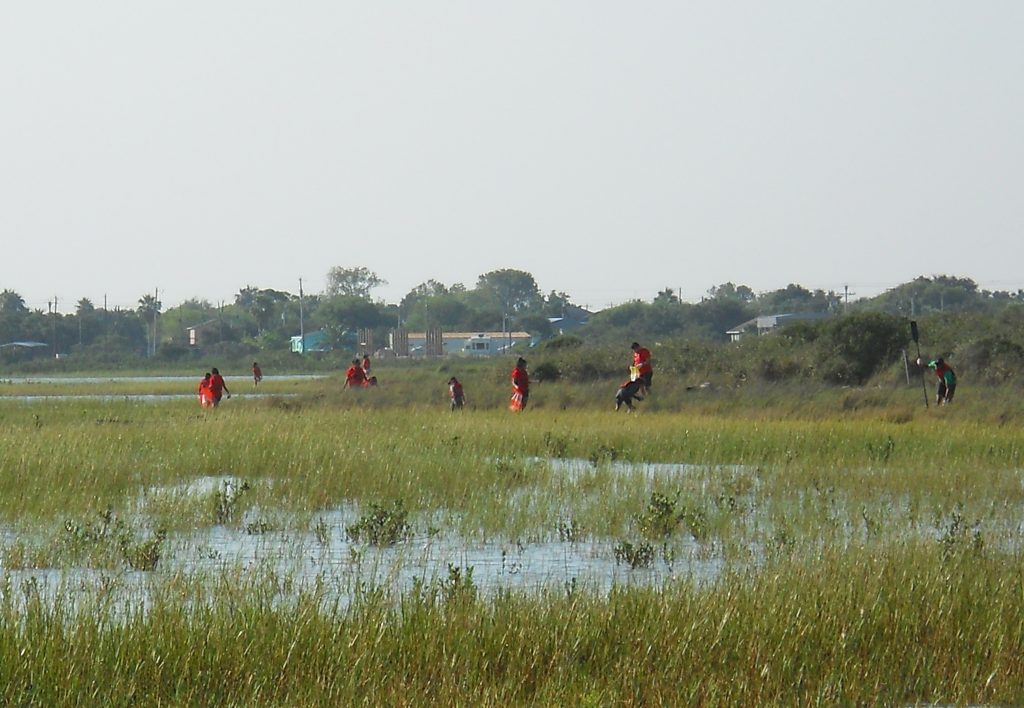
[{"x1": 0, "y1": 365, "x2": 1022, "y2": 703}]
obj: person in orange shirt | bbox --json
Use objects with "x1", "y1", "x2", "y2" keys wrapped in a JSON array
[
  {"x1": 345, "y1": 359, "x2": 368, "y2": 387},
  {"x1": 208, "y1": 367, "x2": 230, "y2": 406},
  {"x1": 510, "y1": 357, "x2": 529, "y2": 411},
  {"x1": 198, "y1": 372, "x2": 213, "y2": 408},
  {"x1": 631, "y1": 342, "x2": 653, "y2": 391},
  {"x1": 361, "y1": 353, "x2": 371, "y2": 377},
  {"x1": 252, "y1": 361, "x2": 263, "y2": 388}
]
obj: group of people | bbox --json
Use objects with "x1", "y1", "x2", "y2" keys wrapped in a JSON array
[
  {"x1": 201, "y1": 339, "x2": 958, "y2": 413},
  {"x1": 197, "y1": 368, "x2": 230, "y2": 408},
  {"x1": 197, "y1": 362, "x2": 263, "y2": 408},
  {"x1": 345, "y1": 354, "x2": 378, "y2": 388},
  {"x1": 447, "y1": 343, "x2": 653, "y2": 414}
]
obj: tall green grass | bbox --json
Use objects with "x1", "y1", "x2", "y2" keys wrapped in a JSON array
[
  {"x1": 1, "y1": 543, "x2": 1022, "y2": 704},
  {"x1": 0, "y1": 379, "x2": 1022, "y2": 702}
]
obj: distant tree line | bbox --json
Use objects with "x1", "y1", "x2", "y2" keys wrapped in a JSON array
[{"x1": 1, "y1": 271, "x2": 1021, "y2": 374}]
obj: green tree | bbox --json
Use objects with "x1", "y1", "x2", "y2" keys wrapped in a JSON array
[
  {"x1": 0, "y1": 289, "x2": 28, "y2": 313},
  {"x1": 475, "y1": 269, "x2": 540, "y2": 314},
  {"x1": 707, "y1": 282, "x2": 755, "y2": 303},
  {"x1": 137, "y1": 294, "x2": 162, "y2": 357},
  {"x1": 326, "y1": 266, "x2": 386, "y2": 299},
  {"x1": 313, "y1": 296, "x2": 389, "y2": 348},
  {"x1": 654, "y1": 288, "x2": 679, "y2": 305},
  {"x1": 758, "y1": 284, "x2": 838, "y2": 314},
  {"x1": 542, "y1": 290, "x2": 574, "y2": 318}
]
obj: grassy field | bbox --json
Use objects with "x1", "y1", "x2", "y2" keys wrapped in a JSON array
[{"x1": 0, "y1": 367, "x2": 1022, "y2": 703}]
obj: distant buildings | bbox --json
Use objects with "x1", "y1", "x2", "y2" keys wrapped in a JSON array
[
  {"x1": 390, "y1": 330, "x2": 533, "y2": 357},
  {"x1": 726, "y1": 312, "x2": 831, "y2": 342}
]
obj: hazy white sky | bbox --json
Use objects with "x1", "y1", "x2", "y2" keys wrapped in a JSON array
[{"x1": 2, "y1": 2, "x2": 1022, "y2": 313}]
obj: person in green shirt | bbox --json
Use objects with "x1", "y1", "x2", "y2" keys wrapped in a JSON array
[{"x1": 918, "y1": 356, "x2": 957, "y2": 405}]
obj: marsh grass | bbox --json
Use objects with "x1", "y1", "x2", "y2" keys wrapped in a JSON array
[
  {"x1": 0, "y1": 374, "x2": 1023, "y2": 702},
  {"x1": 0, "y1": 543, "x2": 1022, "y2": 704}
]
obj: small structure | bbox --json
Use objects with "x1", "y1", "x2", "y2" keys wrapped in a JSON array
[
  {"x1": 290, "y1": 329, "x2": 333, "y2": 354},
  {"x1": 390, "y1": 330, "x2": 532, "y2": 357},
  {"x1": 726, "y1": 312, "x2": 831, "y2": 342},
  {"x1": 548, "y1": 315, "x2": 588, "y2": 336},
  {"x1": 0, "y1": 341, "x2": 49, "y2": 349},
  {"x1": 186, "y1": 319, "x2": 219, "y2": 347}
]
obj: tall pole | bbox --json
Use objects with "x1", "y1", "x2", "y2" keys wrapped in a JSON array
[
  {"x1": 298, "y1": 278, "x2": 305, "y2": 354},
  {"x1": 52, "y1": 296, "x2": 58, "y2": 358},
  {"x1": 910, "y1": 321, "x2": 929, "y2": 408},
  {"x1": 152, "y1": 287, "x2": 158, "y2": 357}
]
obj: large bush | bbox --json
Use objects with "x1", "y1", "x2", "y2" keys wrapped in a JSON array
[
  {"x1": 957, "y1": 335, "x2": 1024, "y2": 385},
  {"x1": 815, "y1": 313, "x2": 907, "y2": 385}
]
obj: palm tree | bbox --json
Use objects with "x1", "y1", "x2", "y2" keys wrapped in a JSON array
[
  {"x1": 0, "y1": 289, "x2": 27, "y2": 313},
  {"x1": 138, "y1": 293, "x2": 162, "y2": 356}
]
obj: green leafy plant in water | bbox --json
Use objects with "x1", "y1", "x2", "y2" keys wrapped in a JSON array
[
  {"x1": 313, "y1": 517, "x2": 330, "y2": 546},
  {"x1": 613, "y1": 540, "x2": 655, "y2": 569},
  {"x1": 346, "y1": 500, "x2": 412, "y2": 546},
  {"x1": 636, "y1": 492, "x2": 682, "y2": 538},
  {"x1": 680, "y1": 506, "x2": 709, "y2": 542},
  {"x1": 588, "y1": 443, "x2": 620, "y2": 466},
  {"x1": 61, "y1": 509, "x2": 165, "y2": 571},
  {"x1": 118, "y1": 526, "x2": 166, "y2": 571},
  {"x1": 245, "y1": 519, "x2": 273, "y2": 535},
  {"x1": 557, "y1": 516, "x2": 583, "y2": 543},
  {"x1": 439, "y1": 563, "x2": 476, "y2": 604},
  {"x1": 940, "y1": 510, "x2": 984, "y2": 559},
  {"x1": 212, "y1": 479, "x2": 252, "y2": 525}
]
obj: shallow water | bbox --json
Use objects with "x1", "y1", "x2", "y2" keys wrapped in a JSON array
[
  {"x1": 6, "y1": 393, "x2": 299, "y2": 402},
  {"x1": 5, "y1": 465, "x2": 1018, "y2": 614},
  {"x1": 0, "y1": 374, "x2": 325, "y2": 385},
  {"x1": 0, "y1": 471, "x2": 726, "y2": 613}
]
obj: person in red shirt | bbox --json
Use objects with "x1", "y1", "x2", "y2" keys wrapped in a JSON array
[
  {"x1": 361, "y1": 354, "x2": 371, "y2": 377},
  {"x1": 631, "y1": 342, "x2": 653, "y2": 391},
  {"x1": 345, "y1": 359, "x2": 368, "y2": 387},
  {"x1": 448, "y1": 377, "x2": 465, "y2": 411},
  {"x1": 198, "y1": 372, "x2": 213, "y2": 408},
  {"x1": 252, "y1": 361, "x2": 263, "y2": 388},
  {"x1": 510, "y1": 357, "x2": 529, "y2": 411},
  {"x1": 208, "y1": 367, "x2": 230, "y2": 406}
]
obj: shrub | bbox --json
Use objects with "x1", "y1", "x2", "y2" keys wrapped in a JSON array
[{"x1": 816, "y1": 313, "x2": 906, "y2": 384}]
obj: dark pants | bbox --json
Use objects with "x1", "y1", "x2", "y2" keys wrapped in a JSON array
[{"x1": 938, "y1": 380, "x2": 956, "y2": 403}]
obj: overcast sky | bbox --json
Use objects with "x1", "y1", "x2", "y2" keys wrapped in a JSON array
[{"x1": 2, "y1": 2, "x2": 1021, "y2": 313}]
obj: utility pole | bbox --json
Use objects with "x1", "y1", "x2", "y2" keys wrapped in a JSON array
[
  {"x1": 52, "y1": 296, "x2": 59, "y2": 358},
  {"x1": 298, "y1": 278, "x2": 305, "y2": 354},
  {"x1": 152, "y1": 288, "x2": 159, "y2": 357}
]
